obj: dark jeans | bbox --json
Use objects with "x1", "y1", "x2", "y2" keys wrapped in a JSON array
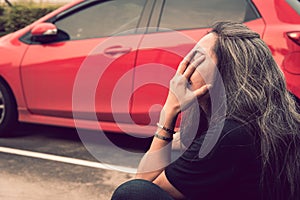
[{"x1": 111, "y1": 179, "x2": 174, "y2": 200}]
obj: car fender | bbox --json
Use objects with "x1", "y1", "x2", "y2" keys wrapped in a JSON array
[{"x1": 0, "y1": 35, "x2": 30, "y2": 111}]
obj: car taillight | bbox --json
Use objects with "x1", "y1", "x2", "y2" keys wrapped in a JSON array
[{"x1": 287, "y1": 31, "x2": 300, "y2": 45}]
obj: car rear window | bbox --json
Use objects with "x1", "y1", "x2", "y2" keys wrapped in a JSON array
[{"x1": 159, "y1": 0, "x2": 260, "y2": 31}]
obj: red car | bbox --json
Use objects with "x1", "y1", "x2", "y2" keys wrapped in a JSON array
[{"x1": 0, "y1": 0, "x2": 299, "y2": 136}]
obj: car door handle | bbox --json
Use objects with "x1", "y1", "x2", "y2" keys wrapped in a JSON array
[{"x1": 104, "y1": 45, "x2": 132, "y2": 56}]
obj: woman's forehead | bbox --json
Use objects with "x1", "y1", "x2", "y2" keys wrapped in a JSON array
[
  {"x1": 195, "y1": 33, "x2": 217, "y2": 53},
  {"x1": 194, "y1": 33, "x2": 218, "y2": 64}
]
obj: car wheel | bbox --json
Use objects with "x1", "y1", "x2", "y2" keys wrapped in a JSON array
[{"x1": 0, "y1": 81, "x2": 17, "y2": 137}]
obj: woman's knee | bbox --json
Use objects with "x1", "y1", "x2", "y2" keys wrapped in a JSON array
[{"x1": 111, "y1": 179, "x2": 173, "y2": 200}]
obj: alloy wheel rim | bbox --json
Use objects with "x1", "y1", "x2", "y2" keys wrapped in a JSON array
[{"x1": 0, "y1": 90, "x2": 5, "y2": 124}]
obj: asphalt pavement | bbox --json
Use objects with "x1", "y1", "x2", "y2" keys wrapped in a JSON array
[{"x1": 0, "y1": 123, "x2": 153, "y2": 200}]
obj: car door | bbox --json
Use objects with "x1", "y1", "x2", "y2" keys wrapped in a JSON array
[
  {"x1": 20, "y1": 0, "x2": 148, "y2": 124},
  {"x1": 130, "y1": 0, "x2": 265, "y2": 133}
]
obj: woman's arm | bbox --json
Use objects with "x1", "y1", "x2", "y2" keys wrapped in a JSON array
[
  {"x1": 136, "y1": 51, "x2": 210, "y2": 181},
  {"x1": 135, "y1": 108, "x2": 178, "y2": 181}
]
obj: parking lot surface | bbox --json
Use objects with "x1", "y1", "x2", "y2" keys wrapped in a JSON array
[{"x1": 0, "y1": 124, "x2": 153, "y2": 200}]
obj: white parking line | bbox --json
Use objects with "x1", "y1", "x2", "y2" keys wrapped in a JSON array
[{"x1": 0, "y1": 146, "x2": 137, "y2": 174}]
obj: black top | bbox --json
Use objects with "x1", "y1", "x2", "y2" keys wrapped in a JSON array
[{"x1": 165, "y1": 119, "x2": 261, "y2": 200}]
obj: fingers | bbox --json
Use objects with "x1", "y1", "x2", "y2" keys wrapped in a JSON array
[
  {"x1": 193, "y1": 84, "x2": 212, "y2": 98},
  {"x1": 177, "y1": 50, "x2": 197, "y2": 74},
  {"x1": 183, "y1": 55, "x2": 205, "y2": 80}
]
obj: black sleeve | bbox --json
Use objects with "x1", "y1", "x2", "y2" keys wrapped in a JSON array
[{"x1": 165, "y1": 120, "x2": 260, "y2": 200}]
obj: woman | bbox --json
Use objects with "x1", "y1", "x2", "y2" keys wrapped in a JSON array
[{"x1": 111, "y1": 22, "x2": 300, "y2": 200}]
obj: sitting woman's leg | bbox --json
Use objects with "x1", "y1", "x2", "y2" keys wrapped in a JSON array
[{"x1": 111, "y1": 179, "x2": 174, "y2": 200}]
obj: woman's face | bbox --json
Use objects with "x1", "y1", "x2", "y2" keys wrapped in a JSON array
[{"x1": 189, "y1": 33, "x2": 218, "y2": 91}]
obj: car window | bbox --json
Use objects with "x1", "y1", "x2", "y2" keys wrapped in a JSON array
[
  {"x1": 55, "y1": 0, "x2": 146, "y2": 40},
  {"x1": 159, "y1": 0, "x2": 260, "y2": 31},
  {"x1": 286, "y1": 0, "x2": 300, "y2": 14}
]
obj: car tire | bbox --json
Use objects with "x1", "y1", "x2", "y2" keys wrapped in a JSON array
[{"x1": 0, "y1": 80, "x2": 18, "y2": 137}]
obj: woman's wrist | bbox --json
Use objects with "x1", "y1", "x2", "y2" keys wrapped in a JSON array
[
  {"x1": 158, "y1": 106, "x2": 179, "y2": 132},
  {"x1": 162, "y1": 104, "x2": 180, "y2": 117}
]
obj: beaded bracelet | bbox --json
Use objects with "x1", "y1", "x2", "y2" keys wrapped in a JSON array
[
  {"x1": 156, "y1": 123, "x2": 176, "y2": 135},
  {"x1": 154, "y1": 132, "x2": 173, "y2": 142}
]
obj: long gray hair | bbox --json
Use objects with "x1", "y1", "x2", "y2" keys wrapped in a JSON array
[{"x1": 210, "y1": 22, "x2": 300, "y2": 200}]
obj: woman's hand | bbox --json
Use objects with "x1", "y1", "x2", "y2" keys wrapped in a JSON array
[
  {"x1": 163, "y1": 50, "x2": 211, "y2": 118},
  {"x1": 136, "y1": 51, "x2": 212, "y2": 181}
]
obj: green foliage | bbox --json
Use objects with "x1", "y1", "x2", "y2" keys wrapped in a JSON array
[
  {"x1": 0, "y1": 3, "x2": 60, "y2": 36},
  {"x1": 0, "y1": 6, "x2": 6, "y2": 33},
  {"x1": 0, "y1": 6, "x2": 5, "y2": 15}
]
